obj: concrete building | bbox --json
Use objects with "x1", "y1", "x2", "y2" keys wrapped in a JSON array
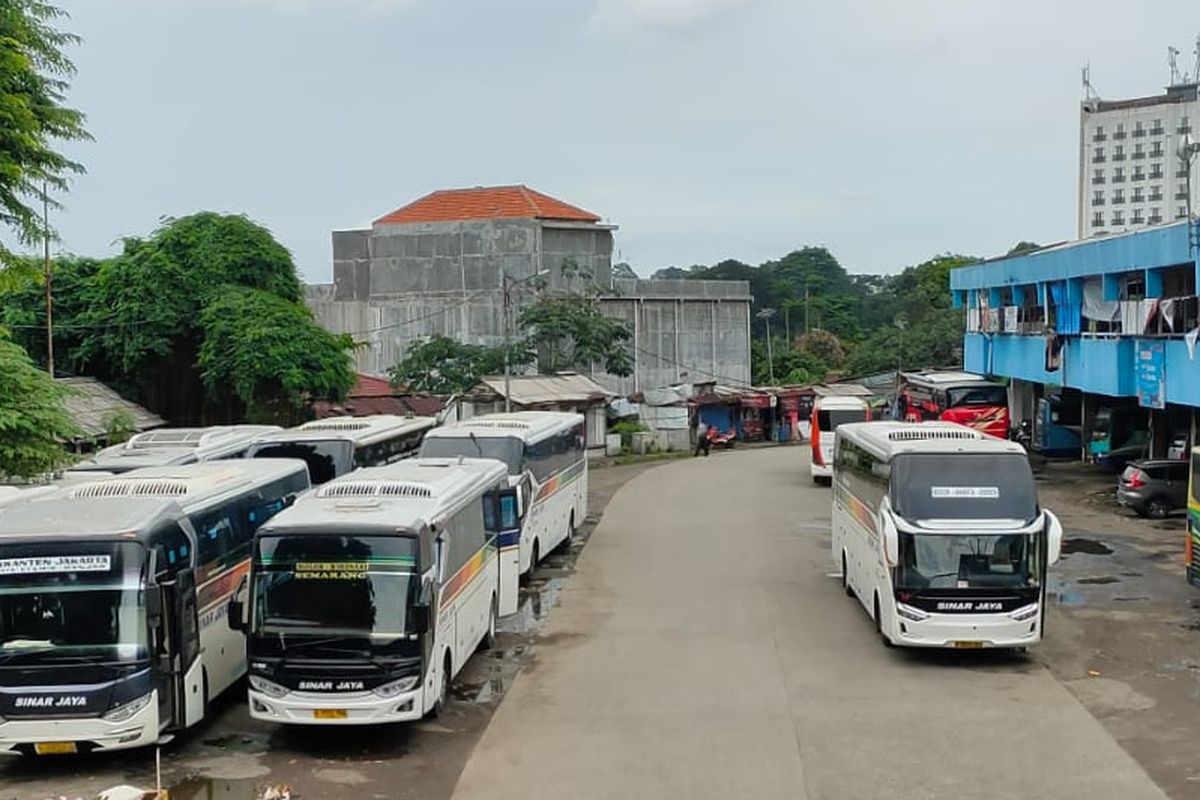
[
  {"x1": 950, "y1": 220, "x2": 1200, "y2": 460},
  {"x1": 306, "y1": 185, "x2": 752, "y2": 395},
  {"x1": 1079, "y1": 79, "x2": 1199, "y2": 238}
]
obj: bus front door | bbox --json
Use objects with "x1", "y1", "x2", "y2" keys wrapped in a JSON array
[
  {"x1": 497, "y1": 489, "x2": 521, "y2": 617},
  {"x1": 152, "y1": 569, "x2": 203, "y2": 733}
]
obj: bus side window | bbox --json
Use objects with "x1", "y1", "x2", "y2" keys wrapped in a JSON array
[
  {"x1": 150, "y1": 522, "x2": 192, "y2": 575},
  {"x1": 483, "y1": 492, "x2": 499, "y2": 532}
]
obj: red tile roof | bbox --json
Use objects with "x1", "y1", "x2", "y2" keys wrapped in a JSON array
[
  {"x1": 350, "y1": 373, "x2": 396, "y2": 398},
  {"x1": 374, "y1": 185, "x2": 601, "y2": 226}
]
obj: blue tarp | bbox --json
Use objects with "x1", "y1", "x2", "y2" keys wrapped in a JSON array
[{"x1": 1050, "y1": 282, "x2": 1081, "y2": 336}]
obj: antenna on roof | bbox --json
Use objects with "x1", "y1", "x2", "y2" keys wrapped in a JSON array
[
  {"x1": 1193, "y1": 33, "x2": 1200, "y2": 83},
  {"x1": 1169, "y1": 46, "x2": 1183, "y2": 85},
  {"x1": 1081, "y1": 63, "x2": 1099, "y2": 101}
]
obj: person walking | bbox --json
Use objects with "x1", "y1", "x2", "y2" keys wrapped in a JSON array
[{"x1": 694, "y1": 420, "x2": 712, "y2": 457}]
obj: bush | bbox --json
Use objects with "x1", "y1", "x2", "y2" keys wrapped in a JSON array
[{"x1": 611, "y1": 420, "x2": 647, "y2": 447}]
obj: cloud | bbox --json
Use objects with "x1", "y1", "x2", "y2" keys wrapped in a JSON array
[{"x1": 587, "y1": 0, "x2": 766, "y2": 36}]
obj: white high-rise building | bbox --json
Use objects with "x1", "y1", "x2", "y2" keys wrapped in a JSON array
[{"x1": 1078, "y1": 81, "x2": 1199, "y2": 238}]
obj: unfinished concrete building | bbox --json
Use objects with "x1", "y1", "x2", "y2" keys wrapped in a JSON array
[{"x1": 306, "y1": 185, "x2": 752, "y2": 394}]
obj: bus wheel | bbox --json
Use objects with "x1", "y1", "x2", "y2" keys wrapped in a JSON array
[
  {"x1": 842, "y1": 553, "x2": 853, "y2": 597},
  {"x1": 531, "y1": 540, "x2": 540, "y2": 571},
  {"x1": 480, "y1": 595, "x2": 497, "y2": 651},
  {"x1": 558, "y1": 512, "x2": 575, "y2": 553},
  {"x1": 428, "y1": 653, "x2": 451, "y2": 719},
  {"x1": 874, "y1": 594, "x2": 893, "y2": 648}
]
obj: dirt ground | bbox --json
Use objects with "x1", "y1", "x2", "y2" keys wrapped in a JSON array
[{"x1": 1033, "y1": 459, "x2": 1200, "y2": 798}]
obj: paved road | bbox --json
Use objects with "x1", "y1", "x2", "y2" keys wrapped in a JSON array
[{"x1": 451, "y1": 447, "x2": 1168, "y2": 800}]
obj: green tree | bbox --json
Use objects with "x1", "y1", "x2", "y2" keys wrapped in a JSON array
[
  {"x1": 0, "y1": 336, "x2": 76, "y2": 477},
  {"x1": 1007, "y1": 241, "x2": 1040, "y2": 255},
  {"x1": 797, "y1": 329, "x2": 846, "y2": 368},
  {"x1": 0, "y1": 255, "x2": 100, "y2": 370},
  {"x1": 388, "y1": 335, "x2": 533, "y2": 396},
  {"x1": 0, "y1": 1, "x2": 90, "y2": 271},
  {"x1": 518, "y1": 295, "x2": 633, "y2": 377},
  {"x1": 752, "y1": 340, "x2": 826, "y2": 385},
  {"x1": 197, "y1": 286, "x2": 358, "y2": 424}
]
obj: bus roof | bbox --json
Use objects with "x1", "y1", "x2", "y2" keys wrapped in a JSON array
[
  {"x1": 250, "y1": 415, "x2": 435, "y2": 447},
  {"x1": 0, "y1": 495, "x2": 180, "y2": 542},
  {"x1": 836, "y1": 421, "x2": 1025, "y2": 460},
  {"x1": 902, "y1": 370, "x2": 996, "y2": 388},
  {"x1": 71, "y1": 425, "x2": 281, "y2": 473},
  {"x1": 63, "y1": 459, "x2": 309, "y2": 514},
  {"x1": 425, "y1": 411, "x2": 583, "y2": 442},
  {"x1": 260, "y1": 457, "x2": 509, "y2": 535},
  {"x1": 813, "y1": 395, "x2": 870, "y2": 410}
]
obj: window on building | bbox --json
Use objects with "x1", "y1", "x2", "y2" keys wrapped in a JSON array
[
  {"x1": 1150, "y1": 144, "x2": 1164, "y2": 158},
  {"x1": 1134, "y1": 121, "x2": 1145, "y2": 137},
  {"x1": 1092, "y1": 212, "x2": 1104, "y2": 227},
  {"x1": 1114, "y1": 123, "x2": 1126, "y2": 140},
  {"x1": 1132, "y1": 188, "x2": 1145, "y2": 202},
  {"x1": 1150, "y1": 185, "x2": 1163, "y2": 201},
  {"x1": 1113, "y1": 167, "x2": 1125, "y2": 183},
  {"x1": 1113, "y1": 212, "x2": 1125, "y2": 226},
  {"x1": 1150, "y1": 208, "x2": 1162, "y2": 224},
  {"x1": 1132, "y1": 166, "x2": 1145, "y2": 181},
  {"x1": 1180, "y1": 206, "x2": 1190, "y2": 219},
  {"x1": 1113, "y1": 145, "x2": 1125, "y2": 161},
  {"x1": 1093, "y1": 146, "x2": 1105, "y2": 162},
  {"x1": 1132, "y1": 209, "x2": 1145, "y2": 224},
  {"x1": 1092, "y1": 190, "x2": 1105, "y2": 205},
  {"x1": 1133, "y1": 143, "x2": 1145, "y2": 159},
  {"x1": 1093, "y1": 125, "x2": 1106, "y2": 142},
  {"x1": 1150, "y1": 163, "x2": 1163, "y2": 178},
  {"x1": 1178, "y1": 184, "x2": 1191, "y2": 200},
  {"x1": 1151, "y1": 119, "x2": 1164, "y2": 135},
  {"x1": 1180, "y1": 116, "x2": 1192, "y2": 134},
  {"x1": 1113, "y1": 189, "x2": 1125, "y2": 204},
  {"x1": 1093, "y1": 168, "x2": 1105, "y2": 184}
]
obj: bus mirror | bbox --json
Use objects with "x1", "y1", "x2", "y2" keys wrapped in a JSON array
[
  {"x1": 411, "y1": 604, "x2": 431, "y2": 634},
  {"x1": 1045, "y1": 510, "x2": 1063, "y2": 565},
  {"x1": 881, "y1": 515, "x2": 899, "y2": 568},
  {"x1": 145, "y1": 585, "x2": 163, "y2": 627},
  {"x1": 499, "y1": 489, "x2": 519, "y2": 530},
  {"x1": 227, "y1": 575, "x2": 249, "y2": 633}
]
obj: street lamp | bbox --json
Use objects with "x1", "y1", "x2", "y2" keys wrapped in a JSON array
[
  {"x1": 757, "y1": 308, "x2": 777, "y2": 385},
  {"x1": 502, "y1": 268, "x2": 550, "y2": 413}
]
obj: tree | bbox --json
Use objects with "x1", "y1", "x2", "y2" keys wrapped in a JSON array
[
  {"x1": 0, "y1": 1, "x2": 90, "y2": 270},
  {"x1": 518, "y1": 295, "x2": 633, "y2": 377},
  {"x1": 1008, "y1": 241, "x2": 1041, "y2": 255},
  {"x1": 73, "y1": 212, "x2": 351, "y2": 423},
  {"x1": 797, "y1": 329, "x2": 846, "y2": 368},
  {"x1": 197, "y1": 286, "x2": 358, "y2": 423},
  {"x1": 388, "y1": 335, "x2": 533, "y2": 396},
  {"x1": 0, "y1": 255, "x2": 100, "y2": 371},
  {"x1": 0, "y1": 336, "x2": 76, "y2": 477}
]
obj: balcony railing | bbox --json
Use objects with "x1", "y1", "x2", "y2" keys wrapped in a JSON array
[
  {"x1": 1092, "y1": 176, "x2": 1106, "y2": 185},
  {"x1": 1176, "y1": 191, "x2": 1191, "y2": 200},
  {"x1": 1149, "y1": 193, "x2": 1163, "y2": 201},
  {"x1": 1179, "y1": 125, "x2": 1193, "y2": 134},
  {"x1": 1151, "y1": 127, "x2": 1165, "y2": 136},
  {"x1": 1149, "y1": 171, "x2": 1164, "y2": 180},
  {"x1": 1112, "y1": 175, "x2": 1126, "y2": 183},
  {"x1": 1149, "y1": 215, "x2": 1163, "y2": 224},
  {"x1": 1133, "y1": 151, "x2": 1146, "y2": 160},
  {"x1": 1093, "y1": 155, "x2": 1107, "y2": 163},
  {"x1": 1093, "y1": 197, "x2": 1106, "y2": 206},
  {"x1": 1133, "y1": 173, "x2": 1145, "y2": 182},
  {"x1": 1113, "y1": 131, "x2": 1127, "y2": 140},
  {"x1": 1093, "y1": 133, "x2": 1107, "y2": 142},
  {"x1": 1113, "y1": 153, "x2": 1127, "y2": 162},
  {"x1": 1133, "y1": 127, "x2": 1146, "y2": 138},
  {"x1": 1112, "y1": 197, "x2": 1126, "y2": 205}
]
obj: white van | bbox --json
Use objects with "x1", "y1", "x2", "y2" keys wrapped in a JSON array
[{"x1": 810, "y1": 396, "x2": 871, "y2": 485}]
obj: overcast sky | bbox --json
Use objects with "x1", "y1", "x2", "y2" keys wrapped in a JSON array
[{"x1": 45, "y1": 0, "x2": 1200, "y2": 281}]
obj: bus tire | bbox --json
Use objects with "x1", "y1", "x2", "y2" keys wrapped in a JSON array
[
  {"x1": 557, "y1": 512, "x2": 575, "y2": 553},
  {"x1": 874, "y1": 594, "x2": 893, "y2": 648},
  {"x1": 480, "y1": 595, "x2": 497, "y2": 651},
  {"x1": 202, "y1": 670, "x2": 210, "y2": 720},
  {"x1": 530, "y1": 540, "x2": 540, "y2": 571},
  {"x1": 428, "y1": 652, "x2": 451, "y2": 719},
  {"x1": 842, "y1": 553, "x2": 853, "y2": 597}
]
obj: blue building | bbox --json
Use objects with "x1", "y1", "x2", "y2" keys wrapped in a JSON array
[{"x1": 950, "y1": 220, "x2": 1200, "y2": 461}]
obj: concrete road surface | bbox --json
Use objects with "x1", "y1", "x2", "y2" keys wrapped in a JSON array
[{"x1": 451, "y1": 447, "x2": 1168, "y2": 800}]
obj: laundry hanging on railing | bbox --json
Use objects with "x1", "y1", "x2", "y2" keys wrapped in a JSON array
[
  {"x1": 1081, "y1": 278, "x2": 1119, "y2": 322},
  {"x1": 1003, "y1": 306, "x2": 1018, "y2": 332},
  {"x1": 1044, "y1": 333, "x2": 1063, "y2": 371},
  {"x1": 1187, "y1": 328, "x2": 1199, "y2": 361}
]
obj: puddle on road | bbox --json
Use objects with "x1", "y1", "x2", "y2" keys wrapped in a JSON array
[
  {"x1": 1078, "y1": 576, "x2": 1121, "y2": 585},
  {"x1": 168, "y1": 776, "x2": 260, "y2": 799},
  {"x1": 1062, "y1": 538, "x2": 1113, "y2": 556}
]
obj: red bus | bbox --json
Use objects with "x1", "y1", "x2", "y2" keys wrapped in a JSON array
[{"x1": 896, "y1": 371, "x2": 1010, "y2": 440}]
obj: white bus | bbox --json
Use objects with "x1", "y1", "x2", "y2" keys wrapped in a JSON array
[
  {"x1": 0, "y1": 460, "x2": 309, "y2": 754},
  {"x1": 831, "y1": 421, "x2": 1063, "y2": 650},
  {"x1": 245, "y1": 415, "x2": 435, "y2": 486},
  {"x1": 68, "y1": 425, "x2": 282, "y2": 476},
  {"x1": 231, "y1": 457, "x2": 519, "y2": 724},
  {"x1": 810, "y1": 395, "x2": 871, "y2": 485},
  {"x1": 418, "y1": 412, "x2": 586, "y2": 603}
]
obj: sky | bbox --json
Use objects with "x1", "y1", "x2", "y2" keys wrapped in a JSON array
[{"x1": 40, "y1": 0, "x2": 1200, "y2": 281}]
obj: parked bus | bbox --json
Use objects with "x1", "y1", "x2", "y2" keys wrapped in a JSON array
[
  {"x1": 68, "y1": 425, "x2": 282, "y2": 476},
  {"x1": 0, "y1": 460, "x2": 309, "y2": 754},
  {"x1": 1186, "y1": 446, "x2": 1200, "y2": 587},
  {"x1": 831, "y1": 421, "x2": 1063, "y2": 650},
  {"x1": 244, "y1": 415, "x2": 435, "y2": 486},
  {"x1": 230, "y1": 458, "x2": 518, "y2": 724},
  {"x1": 896, "y1": 371, "x2": 1010, "y2": 440},
  {"x1": 810, "y1": 396, "x2": 871, "y2": 486},
  {"x1": 418, "y1": 412, "x2": 586, "y2": 602}
]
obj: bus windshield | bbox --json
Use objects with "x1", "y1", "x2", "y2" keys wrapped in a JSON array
[
  {"x1": 0, "y1": 542, "x2": 148, "y2": 662},
  {"x1": 946, "y1": 385, "x2": 1008, "y2": 408},
  {"x1": 247, "y1": 440, "x2": 353, "y2": 485},
  {"x1": 818, "y1": 409, "x2": 865, "y2": 431},
  {"x1": 419, "y1": 435, "x2": 524, "y2": 475},
  {"x1": 252, "y1": 534, "x2": 421, "y2": 653},
  {"x1": 896, "y1": 532, "x2": 1041, "y2": 590},
  {"x1": 891, "y1": 453, "x2": 1037, "y2": 523}
]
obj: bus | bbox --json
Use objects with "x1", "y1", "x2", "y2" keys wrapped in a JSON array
[
  {"x1": 68, "y1": 425, "x2": 282, "y2": 476},
  {"x1": 244, "y1": 415, "x2": 435, "y2": 486},
  {"x1": 230, "y1": 457, "x2": 519, "y2": 724},
  {"x1": 1186, "y1": 446, "x2": 1200, "y2": 587},
  {"x1": 418, "y1": 412, "x2": 586, "y2": 603},
  {"x1": 896, "y1": 371, "x2": 1010, "y2": 440},
  {"x1": 0, "y1": 460, "x2": 309, "y2": 754},
  {"x1": 831, "y1": 421, "x2": 1063, "y2": 650},
  {"x1": 810, "y1": 396, "x2": 871, "y2": 486}
]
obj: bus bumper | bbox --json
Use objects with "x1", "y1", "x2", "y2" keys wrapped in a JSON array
[
  {"x1": 893, "y1": 613, "x2": 1041, "y2": 649},
  {"x1": 248, "y1": 687, "x2": 425, "y2": 725},
  {"x1": 0, "y1": 695, "x2": 159, "y2": 755}
]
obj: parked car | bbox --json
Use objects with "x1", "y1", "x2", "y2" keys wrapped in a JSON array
[{"x1": 1117, "y1": 459, "x2": 1190, "y2": 518}]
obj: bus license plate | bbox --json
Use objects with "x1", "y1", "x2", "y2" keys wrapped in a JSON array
[
  {"x1": 313, "y1": 709, "x2": 347, "y2": 720},
  {"x1": 34, "y1": 742, "x2": 77, "y2": 755},
  {"x1": 954, "y1": 641, "x2": 984, "y2": 649}
]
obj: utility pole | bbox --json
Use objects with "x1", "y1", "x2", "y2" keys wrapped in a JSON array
[
  {"x1": 804, "y1": 283, "x2": 810, "y2": 334},
  {"x1": 502, "y1": 273, "x2": 512, "y2": 413},
  {"x1": 42, "y1": 182, "x2": 54, "y2": 378},
  {"x1": 757, "y1": 308, "x2": 777, "y2": 385}
]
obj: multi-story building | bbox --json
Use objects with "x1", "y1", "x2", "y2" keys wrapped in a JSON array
[
  {"x1": 306, "y1": 185, "x2": 753, "y2": 395},
  {"x1": 1079, "y1": 81, "x2": 1199, "y2": 238}
]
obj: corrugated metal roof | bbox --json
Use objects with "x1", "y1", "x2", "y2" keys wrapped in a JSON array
[
  {"x1": 474, "y1": 373, "x2": 613, "y2": 405},
  {"x1": 56, "y1": 377, "x2": 164, "y2": 440}
]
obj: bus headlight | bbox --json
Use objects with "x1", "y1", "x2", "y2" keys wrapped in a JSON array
[
  {"x1": 1010, "y1": 603, "x2": 1039, "y2": 621},
  {"x1": 249, "y1": 675, "x2": 288, "y2": 699},
  {"x1": 103, "y1": 692, "x2": 152, "y2": 723},
  {"x1": 373, "y1": 675, "x2": 420, "y2": 698},
  {"x1": 895, "y1": 602, "x2": 929, "y2": 622}
]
